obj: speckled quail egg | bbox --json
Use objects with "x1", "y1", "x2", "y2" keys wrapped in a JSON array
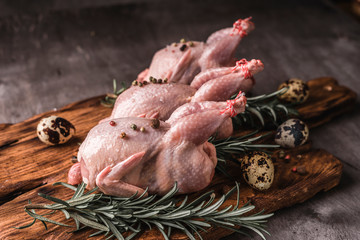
[
  {"x1": 275, "y1": 118, "x2": 309, "y2": 148},
  {"x1": 241, "y1": 152, "x2": 274, "y2": 191},
  {"x1": 277, "y1": 78, "x2": 309, "y2": 104},
  {"x1": 37, "y1": 115, "x2": 75, "y2": 145}
]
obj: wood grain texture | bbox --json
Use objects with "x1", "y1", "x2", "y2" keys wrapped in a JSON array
[
  {"x1": 0, "y1": 1, "x2": 360, "y2": 239},
  {"x1": 0, "y1": 77, "x2": 355, "y2": 239}
]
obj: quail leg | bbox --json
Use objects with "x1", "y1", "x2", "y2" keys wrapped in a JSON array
[{"x1": 95, "y1": 151, "x2": 148, "y2": 197}]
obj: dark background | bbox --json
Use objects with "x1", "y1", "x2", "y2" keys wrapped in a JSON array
[{"x1": 0, "y1": 0, "x2": 359, "y2": 239}]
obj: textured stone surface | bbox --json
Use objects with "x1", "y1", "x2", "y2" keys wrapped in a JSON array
[{"x1": 0, "y1": 0, "x2": 359, "y2": 239}]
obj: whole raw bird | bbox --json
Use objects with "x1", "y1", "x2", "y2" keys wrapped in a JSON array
[
  {"x1": 136, "y1": 17, "x2": 255, "y2": 85},
  {"x1": 68, "y1": 95, "x2": 247, "y2": 196},
  {"x1": 104, "y1": 59, "x2": 263, "y2": 138}
]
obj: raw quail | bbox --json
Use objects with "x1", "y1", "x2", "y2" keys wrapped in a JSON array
[
  {"x1": 68, "y1": 95, "x2": 247, "y2": 196},
  {"x1": 136, "y1": 17, "x2": 255, "y2": 85}
]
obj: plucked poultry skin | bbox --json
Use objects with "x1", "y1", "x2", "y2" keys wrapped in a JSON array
[
  {"x1": 107, "y1": 59, "x2": 263, "y2": 121},
  {"x1": 68, "y1": 95, "x2": 247, "y2": 196},
  {"x1": 136, "y1": 18, "x2": 254, "y2": 85}
]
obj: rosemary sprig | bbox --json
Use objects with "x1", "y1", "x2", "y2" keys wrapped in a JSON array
[
  {"x1": 210, "y1": 131, "x2": 279, "y2": 177},
  {"x1": 211, "y1": 131, "x2": 279, "y2": 165},
  {"x1": 233, "y1": 88, "x2": 298, "y2": 129},
  {"x1": 101, "y1": 79, "x2": 127, "y2": 107},
  {"x1": 18, "y1": 182, "x2": 273, "y2": 240}
]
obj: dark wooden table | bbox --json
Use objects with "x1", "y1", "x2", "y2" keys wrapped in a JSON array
[{"x1": 0, "y1": 0, "x2": 359, "y2": 239}]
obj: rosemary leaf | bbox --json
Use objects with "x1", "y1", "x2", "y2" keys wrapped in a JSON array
[
  {"x1": 101, "y1": 80, "x2": 128, "y2": 107},
  {"x1": 72, "y1": 182, "x2": 86, "y2": 199},
  {"x1": 70, "y1": 212, "x2": 109, "y2": 231},
  {"x1": 133, "y1": 210, "x2": 160, "y2": 219},
  {"x1": 232, "y1": 87, "x2": 297, "y2": 129},
  {"x1": 53, "y1": 182, "x2": 77, "y2": 191},
  {"x1": 148, "y1": 183, "x2": 177, "y2": 208},
  {"x1": 89, "y1": 230, "x2": 106, "y2": 237},
  {"x1": 102, "y1": 217, "x2": 124, "y2": 240},
  {"x1": 186, "y1": 219, "x2": 211, "y2": 228},
  {"x1": 160, "y1": 221, "x2": 185, "y2": 230},
  {"x1": 14, "y1": 218, "x2": 36, "y2": 229},
  {"x1": 209, "y1": 218, "x2": 235, "y2": 227},
  {"x1": 196, "y1": 195, "x2": 225, "y2": 217},
  {"x1": 19, "y1": 182, "x2": 273, "y2": 240},
  {"x1": 156, "y1": 225, "x2": 169, "y2": 240},
  {"x1": 38, "y1": 193, "x2": 70, "y2": 207},
  {"x1": 24, "y1": 209, "x2": 72, "y2": 228},
  {"x1": 60, "y1": 209, "x2": 71, "y2": 219},
  {"x1": 125, "y1": 230, "x2": 139, "y2": 240}
]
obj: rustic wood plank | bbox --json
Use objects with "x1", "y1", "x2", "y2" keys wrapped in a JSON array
[
  {"x1": 298, "y1": 77, "x2": 357, "y2": 128},
  {"x1": 0, "y1": 77, "x2": 355, "y2": 239},
  {"x1": 0, "y1": 96, "x2": 112, "y2": 202},
  {"x1": 0, "y1": 144, "x2": 343, "y2": 240}
]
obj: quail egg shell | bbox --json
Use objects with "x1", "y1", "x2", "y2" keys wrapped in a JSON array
[
  {"x1": 278, "y1": 78, "x2": 309, "y2": 104},
  {"x1": 241, "y1": 152, "x2": 274, "y2": 191},
  {"x1": 275, "y1": 118, "x2": 309, "y2": 148},
  {"x1": 37, "y1": 115, "x2": 75, "y2": 145}
]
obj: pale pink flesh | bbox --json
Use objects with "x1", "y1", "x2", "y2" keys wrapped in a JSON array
[
  {"x1": 73, "y1": 97, "x2": 246, "y2": 197},
  {"x1": 96, "y1": 152, "x2": 148, "y2": 197},
  {"x1": 68, "y1": 162, "x2": 82, "y2": 185},
  {"x1": 192, "y1": 59, "x2": 263, "y2": 102},
  {"x1": 198, "y1": 19, "x2": 255, "y2": 70},
  {"x1": 166, "y1": 101, "x2": 235, "y2": 139},
  {"x1": 108, "y1": 83, "x2": 196, "y2": 121},
  {"x1": 139, "y1": 18, "x2": 255, "y2": 85},
  {"x1": 165, "y1": 96, "x2": 246, "y2": 145},
  {"x1": 107, "y1": 59, "x2": 262, "y2": 123},
  {"x1": 190, "y1": 67, "x2": 232, "y2": 90}
]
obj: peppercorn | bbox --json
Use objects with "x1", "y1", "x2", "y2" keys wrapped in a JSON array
[
  {"x1": 189, "y1": 41, "x2": 194, "y2": 47},
  {"x1": 120, "y1": 132, "x2": 127, "y2": 138},
  {"x1": 164, "y1": 78, "x2": 168, "y2": 83},
  {"x1": 151, "y1": 119, "x2": 160, "y2": 129},
  {"x1": 130, "y1": 124, "x2": 137, "y2": 130},
  {"x1": 109, "y1": 120, "x2": 116, "y2": 126},
  {"x1": 71, "y1": 156, "x2": 77, "y2": 163},
  {"x1": 149, "y1": 76, "x2": 154, "y2": 82},
  {"x1": 138, "y1": 82, "x2": 143, "y2": 87},
  {"x1": 140, "y1": 127, "x2": 145, "y2": 132},
  {"x1": 158, "y1": 79, "x2": 162, "y2": 84},
  {"x1": 132, "y1": 80, "x2": 138, "y2": 86},
  {"x1": 180, "y1": 38, "x2": 186, "y2": 43},
  {"x1": 285, "y1": 154, "x2": 291, "y2": 163},
  {"x1": 278, "y1": 151, "x2": 285, "y2": 159},
  {"x1": 143, "y1": 81, "x2": 148, "y2": 85},
  {"x1": 180, "y1": 44, "x2": 187, "y2": 51}
]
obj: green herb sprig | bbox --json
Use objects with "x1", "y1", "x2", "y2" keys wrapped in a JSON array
[
  {"x1": 101, "y1": 79, "x2": 127, "y2": 107},
  {"x1": 210, "y1": 131, "x2": 279, "y2": 177},
  {"x1": 233, "y1": 88, "x2": 298, "y2": 129},
  {"x1": 211, "y1": 131, "x2": 279, "y2": 164},
  {"x1": 18, "y1": 182, "x2": 273, "y2": 240}
]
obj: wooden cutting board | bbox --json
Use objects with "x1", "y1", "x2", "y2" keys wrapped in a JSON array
[{"x1": 0, "y1": 77, "x2": 356, "y2": 240}]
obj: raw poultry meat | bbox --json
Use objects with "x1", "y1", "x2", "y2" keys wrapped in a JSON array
[
  {"x1": 68, "y1": 94, "x2": 247, "y2": 196},
  {"x1": 136, "y1": 17, "x2": 254, "y2": 85},
  {"x1": 107, "y1": 59, "x2": 263, "y2": 120},
  {"x1": 67, "y1": 17, "x2": 260, "y2": 197},
  {"x1": 105, "y1": 59, "x2": 263, "y2": 139}
]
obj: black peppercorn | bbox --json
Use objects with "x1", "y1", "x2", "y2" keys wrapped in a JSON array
[
  {"x1": 180, "y1": 44, "x2": 187, "y2": 51},
  {"x1": 151, "y1": 119, "x2": 160, "y2": 129}
]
